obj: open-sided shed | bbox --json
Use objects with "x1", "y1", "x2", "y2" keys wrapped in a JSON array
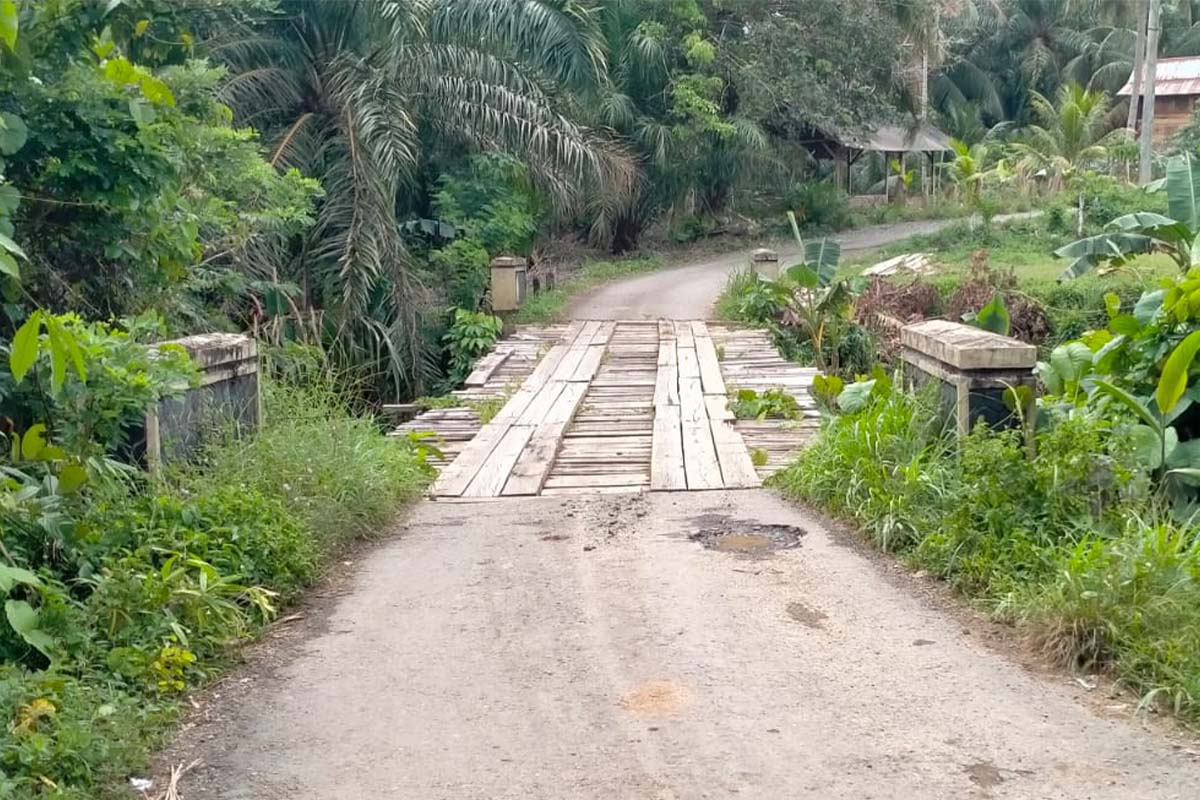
[{"x1": 798, "y1": 122, "x2": 954, "y2": 199}]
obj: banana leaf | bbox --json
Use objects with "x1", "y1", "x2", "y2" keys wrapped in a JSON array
[
  {"x1": 1054, "y1": 232, "x2": 1155, "y2": 280},
  {"x1": 1167, "y1": 154, "x2": 1200, "y2": 231}
]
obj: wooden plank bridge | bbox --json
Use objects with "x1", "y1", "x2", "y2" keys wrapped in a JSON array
[{"x1": 393, "y1": 320, "x2": 819, "y2": 498}]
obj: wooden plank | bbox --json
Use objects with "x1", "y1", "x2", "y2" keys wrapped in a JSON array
[
  {"x1": 650, "y1": 405, "x2": 686, "y2": 491},
  {"x1": 463, "y1": 425, "x2": 535, "y2": 497},
  {"x1": 501, "y1": 383, "x2": 588, "y2": 496},
  {"x1": 516, "y1": 380, "x2": 566, "y2": 426},
  {"x1": 550, "y1": 336, "x2": 592, "y2": 382},
  {"x1": 679, "y1": 377, "x2": 707, "y2": 423},
  {"x1": 711, "y1": 420, "x2": 762, "y2": 488},
  {"x1": 693, "y1": 328, "x2": 726, "y2": 396},
  {"x1": 677, "y1": 346, "x2": 700, "y2": 379},
  {"x1": 493, "y1": 344, "x2": 570, "y2": 423},
  {"x1": 705, "y1": 395, "x2": 733, "y2": 421},
  {"x1": 431, "y1": 424, "x2": 509, "y2": 496},
  {"x1": 675, "y1": 320, "x2": 694, "y2": 349},
  {"x1": 653, "y1": 343, "x2": 679, "y2": 408},
  {"x1": 464, "y1": 349, "x2": 510, "y2": 387},
  {"x1": 681, "y1": 418, "x2": 723, "y2": 490},
  {"x1": 569, "y1": 345, "x2": 606, "y2": 382}
]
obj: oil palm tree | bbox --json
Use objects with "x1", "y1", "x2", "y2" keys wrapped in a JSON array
[{"x1": 214, "y1": 0, "x2": 630, "y2": 396}]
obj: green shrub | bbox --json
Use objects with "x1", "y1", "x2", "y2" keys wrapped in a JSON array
[
  {"x1": 431, "y1": 238, "x2": 491, "y2": 310},
  {"x1": 443, "y1": 308, "x2": 502, "y2": 386},
  {"x1": 775, "y1": 383, "x2": 1200, "y2": 722},
  {"x1": 0, "y1": 359, "x2": 431, "y2": 795},
  {"x1": 785, "y1": 181, "x2": 852, "y2": 232},
  {"x1": 1015, "y1": 519, "x2": 1200, "y2": 713},
  {"x1": 728, "y1": 388, "x2": 801, "y2": 420}
]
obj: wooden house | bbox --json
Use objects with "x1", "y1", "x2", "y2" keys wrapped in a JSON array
[{"x1": 1118, "y1": 55, "x2": 1200, "y2": 147}]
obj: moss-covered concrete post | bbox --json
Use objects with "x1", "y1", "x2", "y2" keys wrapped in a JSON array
[
  {"x1": 490, "y1": 256, "x2": 527, "y2": 312},
  {"x1": 899, "y1": 319, "x2": 1037, "y2": 445},
  {"x1": 750, "y1": 248, "x2": 779, "y2": 280}
]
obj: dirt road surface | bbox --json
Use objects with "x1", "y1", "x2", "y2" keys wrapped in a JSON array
[
  {"x1": 569, "y1": 213, "x2": 1039, "y2": 320},
  {"x1": 174, "y1": 491, "x2": 1200, "y2": 799}
]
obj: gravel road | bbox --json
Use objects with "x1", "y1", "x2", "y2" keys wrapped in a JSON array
[
  {"x1": 568, "y1": 213, "x2": 1040, "y2": 320},
  {"x1": 171, "y1": 491, "x2": 1200, "y2": 799}
]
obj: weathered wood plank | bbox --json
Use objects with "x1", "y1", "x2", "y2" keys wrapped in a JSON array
[
  {"x1": 570, "y1": 345, "x2": 606, "y2": 382},
  {"x1": 462, "y1": 424, "x2": 535, "y2": 497},
  {"x1": 502, "y1": 383, "x2": 588, "y2": 496},
  {"x1": 675, "y1": 319, "x2": 695, "y2": 348},
  {"x1": 693, "y1": 327, "x2": 726, "y2": 396},
  {"x1": 431, "y1": 424, "x2": 510, "y2": 496},
  {"x1": 679, "y1": 377, "x2": 707, "y2": 423},
  {"x1": 711, "y1": 420, "x2": 762, "y2": 488},
  {"x1": 704, "y1": 395, "x2": 733, "y2": 421},
  {"x1": 677, "y1": 346, "x2": 700, "y2": 380},
  {"x1": 464, "y1": 349, "x2": 510, "y2": 387},
  {"x1": 653, "y1": 343, "x2": 679, "y2": 408},
  {"x1": 681, "y1": 418, "x2": 723, "y2": 490},
  {"x1": 650, "y1": 404, "x2": 686, "y2": 491},
  {"x1": 516, "y1": 380, "x2": 567, "y2": 427}
]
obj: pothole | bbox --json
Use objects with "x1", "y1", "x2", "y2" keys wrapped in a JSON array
[{"x1": 689, "y1": 522, "x2": 805, "y2": 555}]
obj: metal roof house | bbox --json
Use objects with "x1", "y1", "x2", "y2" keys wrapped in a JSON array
[{"x1": 1118, "y1": 55, "x2": 1200, "y2": 147}]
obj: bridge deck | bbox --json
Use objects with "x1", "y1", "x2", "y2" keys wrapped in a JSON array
[{"x1": 400, "y1": 320, "x2": 818, "y2": 498}]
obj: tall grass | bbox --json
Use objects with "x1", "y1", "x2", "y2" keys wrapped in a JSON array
[{"x1": 774, "y1": 390, "x2": 1200, "y2": 723}]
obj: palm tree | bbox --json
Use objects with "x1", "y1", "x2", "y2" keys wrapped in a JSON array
[
  {"x1": 1009, "y1": 82, "x2": 1125, "y2": 231},
  {"x1": 213, "y1": 0, "x2": 630, "y2": 396}
]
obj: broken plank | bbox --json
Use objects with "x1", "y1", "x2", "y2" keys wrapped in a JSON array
[
  {"x1": 650, "y1": 405, "x2": 686, "y2": 491},
  {"x1": 462, "y1": 425, "x2": 535, "y2": 497},
  {"x1": 464, "y1": 349, "x2": 510, "y2": 387}
]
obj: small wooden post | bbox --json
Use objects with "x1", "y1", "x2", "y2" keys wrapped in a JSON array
[
  {"x1": 750, "y1": 248, "x2": 779, "y2": 280},
  {"x1": 490, "y1": 256, "x2": 527, "y2": 312}
]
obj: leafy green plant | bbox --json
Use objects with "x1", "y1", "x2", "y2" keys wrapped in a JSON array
[
  {"x1": 1055, "y1": 154, "x2": 1200, "y2": 280},
  {"x1": 728, "y1": 388, "x2": 801, "y2": 421},
  {"x1": 750, "y1": 447, "x2": 769, "y2": 467},
  {"x1": 962, "y1": 293, "x2": 1011, "y2": 335},
  {"x1": 443, "y1": 309, "x2": 502, "y2": 386}
]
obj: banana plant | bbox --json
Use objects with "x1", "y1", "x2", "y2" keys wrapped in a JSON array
[
  {"x1": 1054, "y1": 155, "x2": 1200, "y2": 280},
  {"x1": 778, "y1": 211, "x2": 859, "y2": 373}
]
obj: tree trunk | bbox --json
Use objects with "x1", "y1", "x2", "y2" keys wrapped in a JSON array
[
  {"x1": 1139, "y1": 0, "x2": 1161, "y2": 185},
  {"x1": 609, "y1": 213, "x2": 643, "y2": 255},
  {"x1": 1077, "y1": 190, "x2": 1085, "y2": 237},
  {"x1": 1127, "y1": 0, "x2": 1149, "y2": 131}
]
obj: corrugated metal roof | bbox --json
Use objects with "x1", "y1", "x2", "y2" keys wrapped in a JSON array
[{"x1": 1118, "y1": 56, "x2": 1200, "y2": 97}]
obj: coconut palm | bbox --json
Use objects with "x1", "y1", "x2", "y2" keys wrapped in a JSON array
[
  {"x1": 214, "y1": 0, "x2": 630, "y2": 396},
  {"x1": 1009, "y1": 82, "x2": 1127, "y2": 231}
]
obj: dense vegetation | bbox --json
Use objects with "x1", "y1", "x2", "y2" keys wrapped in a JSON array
[{"x1": 7, "y1": 0, "x2": 1200, "y2": 793}]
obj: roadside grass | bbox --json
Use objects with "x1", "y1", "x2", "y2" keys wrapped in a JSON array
[
  {"x1": 512, "y1": 255, "x2": 663, "y2": 324},
  {"x1": 773, "y1": 389, "x2": 1200, "y2": 726},
  {"x1": 841, "y1": 219, "x2": 1179, "y2": 285},
  {"x1": 0, "y1": 375, "x2": 431, "y2": 797}
]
